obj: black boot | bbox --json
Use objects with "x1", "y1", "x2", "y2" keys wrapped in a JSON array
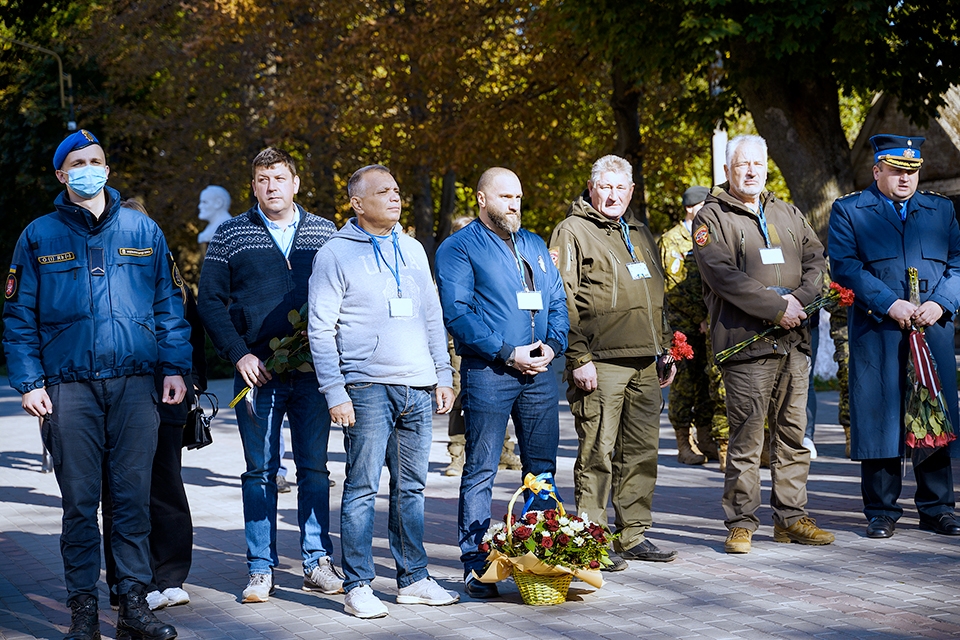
[
  {"x1": 117, "y1": 585, "x2": 177, "y2": 640},
  {"x1": 65, "y1": 594, "x2": 100, "y2": 640}
]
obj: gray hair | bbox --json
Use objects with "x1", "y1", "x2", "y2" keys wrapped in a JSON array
[
  {"x1": 725, "y1": 135, "x2": 768, "y2": 168},
  {"x1": 348, "y1": 164, "x2": 392, "y2": 198},
  {"x1": 589, "y1": 155, "x2": 633, "y2": 184}
]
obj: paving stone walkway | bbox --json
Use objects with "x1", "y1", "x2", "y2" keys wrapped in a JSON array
[{"x1": 1, "y1": 377, "x2": 958, "y2": 639}]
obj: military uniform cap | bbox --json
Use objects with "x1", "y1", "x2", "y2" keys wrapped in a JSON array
[
  {"x1": 53, "y1": 129, "x2": 101, "y2": 170},
  {"x1": 870, "y1": 134, "x2": 924, "y2": 170},
  {"x1": 682, "y1": 186, "x2": 709, "y2": 207}
]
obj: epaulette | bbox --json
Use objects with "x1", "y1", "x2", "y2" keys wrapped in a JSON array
[
  {"x1": 837, "y1": 190, "x2": 861, "y2": 200},
  {"x1": 921, "y1": 190, "x2": 950, "y2": 200}
]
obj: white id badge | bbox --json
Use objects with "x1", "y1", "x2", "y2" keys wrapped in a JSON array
[
  {"x1": 389, "y1": 298, "x2": 414, "y2": 317},
  {"x1": 626, "y1": 261, "x2": 652, "y2": 279},
  {"x1": 516, "y1": 290, "x2": 544, "y2": 310},
  {"x1": 759, "y1": 247, "x2": 785, "y2": 265}
]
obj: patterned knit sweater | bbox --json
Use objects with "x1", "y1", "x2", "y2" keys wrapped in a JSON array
[{"x1": 197, "y1": 204, "x2": 336, "y2": 365}]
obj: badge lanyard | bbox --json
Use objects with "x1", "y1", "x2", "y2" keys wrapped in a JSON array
[
  {"x1": 619, "y1": 218, "x2": 639, "y2": 261},
  {"x1": 756, "y1": 204, "x2": 772, "y2": 248},
  {"x1": 510, "y1": 232, "x2": 532, "y2": 292},
  {"x1": 620, "y1": 218, "x2": 652, "y2": 279},
  {"x1": 359, "y1": 226, "x2": 405, "y2": 298}
]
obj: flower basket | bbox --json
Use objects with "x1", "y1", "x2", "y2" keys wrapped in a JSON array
[
  {"x1": 512, "y1": 569, "x2": 573, "y2": 606},
  {"x1": 473, "y1": 473, "x2": 615, "y2": 605}
]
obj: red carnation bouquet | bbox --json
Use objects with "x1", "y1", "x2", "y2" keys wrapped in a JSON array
[{"x1": 716, "y1": 282, "x2": 854, "y2": 364}]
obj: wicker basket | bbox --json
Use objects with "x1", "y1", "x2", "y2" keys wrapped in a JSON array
[{"x1": 512, "y1": 568, "x2": 573, "y2": 605}]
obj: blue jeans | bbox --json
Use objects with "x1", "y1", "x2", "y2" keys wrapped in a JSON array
[
  {"x1": 458, "y1": 358, "x2": 559, "y2": 576},
  {"x1": 234, "y1": 371, "x2": 333, "y2": 574},
  {"x1": 340, "y1": 383, "x2": 433, "y2": 592},
  {"x1": 42, "y1": 376, "x2": 158, "y2": 602}
]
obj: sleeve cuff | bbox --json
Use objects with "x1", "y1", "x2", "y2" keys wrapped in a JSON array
[
  {"x1": 545, "y1": 339, "x2": 564, "y2": 360},
  {"x1": 323, "y1": 385, "x2": 351, "y2": 410},
  {"x1": 497, "y1": 343, "x2": 514, "y2": 363},
  {"x1": 226, "y1": 342, "x2": 251, "y2": 366},
  {"x1": 17, "y1": 377, "x2": 45, "y2": 394}
]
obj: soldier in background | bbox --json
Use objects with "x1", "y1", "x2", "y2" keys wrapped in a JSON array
[
  {"x1": 830, "y1": 303, "x2": 851, "y2": 457},
  {"x1": 659, "y1": 186, "x2": 714, "y2": 465}
]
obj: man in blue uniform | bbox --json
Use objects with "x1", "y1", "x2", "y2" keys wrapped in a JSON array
[
  {"x1": 829, "y1": 134, "x2": 960, "y2": 539},
  {"x1": 435, "y1": 167, "x2": 568, "y2": 599},
  {"x1": 2, "y1": 130, "x2": 191, "y2": 640}
]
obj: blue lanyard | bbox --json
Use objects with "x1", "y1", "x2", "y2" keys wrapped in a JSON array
[
  {"x1": 357, "y1": 224, "x2": 405, "y2": 297},
  {"x1": 619, "y1": 218, "x2": 638, "y2": 261},
  {"x1": 510, "y1": 232, "x2": 531, "y2": 292},
  {"x1": 756, "y1": 204, "x2": 772, "y2": 248}
]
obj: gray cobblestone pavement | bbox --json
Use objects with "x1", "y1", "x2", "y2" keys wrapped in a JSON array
[{"x1": 1, "y1": 377, "x2": 959, "y2": 639}]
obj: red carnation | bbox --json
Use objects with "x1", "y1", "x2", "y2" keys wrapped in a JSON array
[
  {"x1": 906, "y1": 432, "x2": 917, "y2": 448},
  {"x1": 541, "y1": 535, "x2": 554, "y2": 548},
  {"x1": 829, "y1": 281, "x2": 855, "y2": 307},
  {"x1": 670, "y1": 331, "x2": 695, "y2": 360},
  {"x1": 922, "y1": 433, "x2": 935, "y2": 447}
]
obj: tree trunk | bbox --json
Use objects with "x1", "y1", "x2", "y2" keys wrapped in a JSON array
[
  {"x1": 411, "y1": 165, "x2": 435, "y2": 258},
  {"x1": 610, "y1": 63, "x2": 647, "y2": 224},
  {"x1": 731, "y1": 45, "x2": 855, "y2": 249}
]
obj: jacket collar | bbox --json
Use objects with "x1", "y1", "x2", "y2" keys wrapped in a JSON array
[
  {"x1": 709, "y1": 184, "x2": 777, "y2": 218},
  {"x1": 568, "y1": 192, "x2": 640, "y2": 230},
  {"x1": 54, "y1": 186, "x2": 122, "y2": 234}
]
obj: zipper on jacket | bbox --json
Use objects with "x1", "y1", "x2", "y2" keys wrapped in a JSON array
[
  {"x1": 608, "y1": 250, "x2": 620, "y2": 309},
  {"x1": 738, "y1": 230, "x2": 745, "y2": 267}
]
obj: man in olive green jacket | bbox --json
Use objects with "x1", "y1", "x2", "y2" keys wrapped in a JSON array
[
  {"x1": 692, "y1": 135, "x2": 831, "y2": 554},
  {"x1": 549, "y1": 155, "x2": 676, "y2": 570}
]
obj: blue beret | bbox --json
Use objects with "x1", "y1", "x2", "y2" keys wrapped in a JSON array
[
  {"x1": 870, "y1": 134, "x2": 924, "y2": 170},
  {"x1": 53, "y1": 129, "x2": 100, "y2": 170}
]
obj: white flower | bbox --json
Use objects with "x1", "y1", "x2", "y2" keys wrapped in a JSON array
[
  {"x1": 560, "y1": 526, "x2": 575, "y2": 536},
  {"x1": 558, "y1": 516, "x2": 570, "y2": 526},
  {"x1": 573, "y1": 536, "x2": 585, "y2": 546},
  {"x1": 569, "y1": 520, "x2": 585, "y2": 533}
]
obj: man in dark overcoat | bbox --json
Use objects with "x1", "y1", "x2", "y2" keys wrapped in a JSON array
[{"x1": 829, "y1": 133, "x2": 960, "y2": 539}]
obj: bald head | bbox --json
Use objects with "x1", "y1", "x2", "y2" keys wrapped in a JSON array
[{"x1": 476, "y1": 167, "x2": 522, "y2": 238}]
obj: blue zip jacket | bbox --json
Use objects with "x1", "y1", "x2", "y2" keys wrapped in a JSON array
[
  {"x1": 2, "y1": 187, "x2": 192, "y2": 394},
  {"x1": 435, "y1": 219, "x2": 568, "y2": 362}
]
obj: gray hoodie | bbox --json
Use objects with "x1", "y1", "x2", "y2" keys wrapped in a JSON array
[{"x1": 307, "y1": 218, "x2": 453, "y2": 408}]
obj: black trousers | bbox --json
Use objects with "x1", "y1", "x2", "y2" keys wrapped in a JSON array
[
  {"x1": 861, "y1": 447, "x2": 956, "y2": 521},
  {"x1": 103, "y1": 422, "x2": 193, "y2": 592}
]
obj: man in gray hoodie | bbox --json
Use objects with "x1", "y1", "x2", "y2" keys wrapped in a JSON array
[{"x1": 307, "y1": 164, "x2": 458, "y2": 619}]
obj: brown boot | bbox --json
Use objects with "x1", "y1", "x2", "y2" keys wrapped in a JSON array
[
  {"x1": 499, "y1": 434, "x2": 522, "y2": 470},
  {"x1": 843, "y1": 425, "x2": 851, "y2": 458},
  {"x1": 444, "y1": 434, "x2": 465, "y2": 477},
  {"x1": 760, "y1": 429, "x2": 771, "y2": 469},
  {"x1": 676, "y1": 427, "x2": 706, "y2": 465},
  {"x1": 717, "y1": 439, "x2": 728, "y2": 473},
  {"x1": 696, "y1": 425, "x2": 719, "y2": 461}
]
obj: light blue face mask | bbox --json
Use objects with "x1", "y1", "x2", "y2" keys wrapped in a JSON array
[{"x1": 66, "y1": 165, "x2": 108, "y2": 199}]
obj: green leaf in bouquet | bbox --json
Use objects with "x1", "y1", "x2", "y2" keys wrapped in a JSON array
[
  {"x1": 265, "y1": 356, "x2": 276, "y2": 370},
  {"x1": 296, "y1": 362, "x2": 314, "y2": 373},
  {"x1": 288, "y1": 309, "x2": 301, "y2": 326},
  {"x1": 275, "y1": 351, "x2": 289, "y2": 364},
  {"x1": 916, "y1": 425, "x2": 927, "y2": 439},
  {"x1": 269, "y1": 337, "x2": 281, "y2": 350}
]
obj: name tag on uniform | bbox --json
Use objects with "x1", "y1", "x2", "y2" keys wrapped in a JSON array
[
  {"x1": 626, "y1": 261, "x2": 652, "y2": 279},
  {"x1": 389, "y1": 298, "x2": 414, "y2": 317},
  {"x1": 516, "y1": 291, "x2": 543, "y2": 310},
  {"x1": 759, "y1": 247, "x2": 785, "y2": 264}
]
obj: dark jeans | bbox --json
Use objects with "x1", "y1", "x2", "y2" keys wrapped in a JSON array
[
  {"x1": 458, "y1": 357, "x2": 559, "y2": 576},
  {"x1": 42, "y1": 376, "x2": 158, "y2": 602},
  {"x1": 103, "y1": 422, "x2": 193, "y2": 594}
]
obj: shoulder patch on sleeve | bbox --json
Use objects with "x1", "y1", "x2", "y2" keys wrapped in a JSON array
[
  {"x1": 548, "y1": 247, "x2": 559, "y2": 268},
  {"x1": 5, "y1": 265, "x2": 21, "y2": 301},
  {"x1": 693, "y1": 224, "x2": 711, "y2": 247},
  {"x1": 167, "y1": 253, "x2": 187, "y2": 304}
]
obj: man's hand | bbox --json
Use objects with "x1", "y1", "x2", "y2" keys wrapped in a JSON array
[
  {"x1": 912, "y1": 300, "x2": 944, "y2": 328},
  {"x1": 699, "y1": 318, "x2": 709, "y2": 334},
  {"x1": 329, "y1": 401, "x2": 356, "y2": 427},
  {"x1": 658, "y1": 362, "x2": 677, "y2": 388},
  {"x1": 888, "y1": 299, "x2": 918, "y2": 329},
  {"x1": 435, "y1": 386, "x2": 455, "y2": 414},
  {"x1": 162, "y1": 375, "x2": 187, "y2": 405},
  {"x1": 22, "y1": 388, "x2": 53, "y2": 417},
  {"x1": 236, "y1": 353, "x2": 272, "y2": 388},
  {"x1": 779, "y1": 293, "x2": 807, "y2": 330},
  {"x1": 512, "y1": 341, "x2": 553, "y2": 375},
  {"x1": 572, "y1": 361, "x2": 598, "y2": 392}
]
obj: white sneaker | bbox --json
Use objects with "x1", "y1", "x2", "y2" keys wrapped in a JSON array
[
  {"x1": 344, "y1": 584, "x2": 388, "y2": 619},
  {"x1": 803, "y1": 436, "x2": 818, "y2": 460},
  {"x1": 241, "y1": 571, "x2": 275, "y2": 603},
  {"x1": 145, "y1": 589, "x2": 171, "y2": 611},
  {"x1": 161, "y1": 587, "x2": 190, "y2": 606},
  {"x1": 303, "y1": 556, "x2": 344, "y2": 594},
  {"x1": 396, "y1": 577, "x2": 460, "y2": 606}
]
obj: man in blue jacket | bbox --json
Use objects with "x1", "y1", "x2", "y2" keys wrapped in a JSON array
[
  {"x1": 435, "y1": 167, "x2": 569, "y2": 599},
  {"x1": 2, "y1": 130, "x2": 191, "y2": 640},
  {"x1": 830, "y1": 134, "x2": 960, "y2": 539}
]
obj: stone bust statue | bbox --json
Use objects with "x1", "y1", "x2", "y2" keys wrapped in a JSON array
[{"x1": 197, "y1": 185, "x2": 232, "y2": 244}]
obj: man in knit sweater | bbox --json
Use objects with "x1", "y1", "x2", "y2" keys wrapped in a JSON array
[
  {"x1": 197, "y1": 147, "x2": 343, "y2": 602},
  {"x1": 308, "y1": 165, "x2": 458, "y2": 619}
]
